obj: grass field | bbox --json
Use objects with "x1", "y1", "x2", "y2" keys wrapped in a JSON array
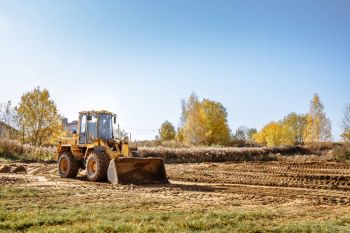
[
  {"x1": 1, "y1": 161, "x2": 350, "y2": 233},
  {"x1": 1, "y1": 186, "x2": 350, "y2": 233}
]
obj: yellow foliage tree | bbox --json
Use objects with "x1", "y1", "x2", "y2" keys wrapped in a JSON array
[
  {"x1": 201, "y1": 99, "x2": 230, "y2": 145},
  {"x1": 253, "y1": 122, "x2": 284, "y2": 147},
  {"x1": 252, "y1": 128, "x2": 267, "y2": 145},
  {"x1": 17, "y1": 87, "x2": 64, "y2": 146},
  {"x1": 253, "y1": 94, "x2": 331, "y2": 147},
  {"x1": 304, "y1": 94, "x2": 332, "y2": 143},
  {"x1": 159, "y1": 121, "x2": 176, "y2": 141},
  {"x1": 180, "y1": 93, "x2": 230, "y2": 146},
  {"x1": 253, "y1": 113, "x2": 307, "y2": 147},
  {"x1": 341, "y1": 103, "x2": 350, "y2": 142},
  {"x1": 182, "y1": 94, "x2": 208, "y2": 145},
  {"x1": 281, "y1": 113, "x2": 307, "y2": 145},
  {"x1": 175, "y1": 127, "x2": 184, "y2": 142},
  {"x1": 266, "y1": 122, "x2": 284, "y2": 146}
]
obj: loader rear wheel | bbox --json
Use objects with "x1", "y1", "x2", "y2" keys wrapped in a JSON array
[
  {"x1": 86, "y1": 152, "x2": 109, "y2": 182},
  {"x1": 58, "y1": 152, "x2": 79, "y2": 178}
]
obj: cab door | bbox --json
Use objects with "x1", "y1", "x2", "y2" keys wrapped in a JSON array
[{"x1": 79, "y1": 114, "x2": 87, "y2": 144}]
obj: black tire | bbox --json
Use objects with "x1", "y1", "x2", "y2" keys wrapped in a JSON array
[
  {"x1": 58, "y1": 152, "x2": 79, "y2": 178},
  {"x1": 86, "y1": 152, "x2": 109, "y2": 182}
]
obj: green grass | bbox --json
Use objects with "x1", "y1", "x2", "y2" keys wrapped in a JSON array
[
  {"x1": 0, "y1": 157, "x2": 12, "y2": 162},
  {"x1": 1, "y1": 187, "x2": 350, "y2": 233}
]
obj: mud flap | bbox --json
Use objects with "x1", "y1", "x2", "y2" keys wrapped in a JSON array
[{"x1": 107, "y1": 158, "x2": 168, "y2": 185}]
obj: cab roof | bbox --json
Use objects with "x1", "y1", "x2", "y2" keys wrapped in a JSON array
[{"x1": 79, "y1": 110, "x2": 116, "y2": 116}]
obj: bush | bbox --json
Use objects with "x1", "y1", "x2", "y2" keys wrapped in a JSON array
[
  {"x1": 332, "y1": 144, "x2": 350, "y2": 162},
  {"x1": 132, "y1": 139, "x2": 261, "y2": 149},
  {"x1": 131, "y1": 140, "x2": 191, "y2": 148},
  {"x1": 228, "y1": 139, "x2": 261, "y2": 148},
  {"x1": 138, "y1": 146, "x2": 314, "y2": 163},
  {"x1": 0, "y1": 139, "x2": 55, "y2": 161}
]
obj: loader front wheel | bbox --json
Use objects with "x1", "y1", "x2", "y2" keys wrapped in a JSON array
[
  {"x1": 86, "y1": 152, "x2": 109, "y2": 182},
  {"x1": 58, "y1": 153, "x2": 79, "y2": 178}
]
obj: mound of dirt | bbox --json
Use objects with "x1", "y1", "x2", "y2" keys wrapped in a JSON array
[
  {"x1": 0, "y1": 165, "x2": 27, "y2": 174},
  {"x1": 0, "y1": 165, "x2": 12, "y2": 173}
]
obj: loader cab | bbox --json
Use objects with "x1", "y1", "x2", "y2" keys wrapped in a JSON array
[{"x1": 78, "y1": 111, "x2": 116, "y2": 144}]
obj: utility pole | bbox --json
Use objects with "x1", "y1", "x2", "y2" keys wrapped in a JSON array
[
  {"x1": 129, "y1": 132, "x2": 132, "y2": 142},
  {"x1": 117, "y1": 124, "x2": 120, "y2": 137}
]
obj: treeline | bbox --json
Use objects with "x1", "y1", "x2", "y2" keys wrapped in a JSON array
[
  {"x1": 159, "y1": 93, "x2": 350, "y2": 147},
  {"x1": 254, "y1": 94, "x2": 333, "y2": 146},
  {"x1": 1, "y1": 87, "x2": 350, "y2": 149}
]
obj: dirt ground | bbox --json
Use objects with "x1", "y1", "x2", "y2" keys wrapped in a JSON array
[
  {"x1": 1, "y1": 160, "x2": 350, "y2": 232},
  {"x1": 1, "y1": 161, "x2": 350, "y2": 208}
]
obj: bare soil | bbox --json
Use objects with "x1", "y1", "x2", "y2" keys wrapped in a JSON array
[
  {"x1": 1, "y1": 160, "x2": 350, "y2": 232},
  {"x1": 0, "y1": 161, "x2": 350, "y2": 232}
]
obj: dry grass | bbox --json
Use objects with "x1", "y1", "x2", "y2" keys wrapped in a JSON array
[
  {"x1": 0, "y1": 139, "x2": 55, "y2": 161},
  {"x1": 1, "y1": 138, "x2": 344, "y2": 164},
  {"x1": 276, "y1": 153, "x2": 335, "y2": 162},
  {"x1": 331, "y1": 143, "x2": 350, "y2": 162},
  {"x1": 138, "y1": 146, "x2": 315, "y2": 163},
  {"x1": 131, "y1": 140, "x2": 190, "y2": 148},
  {"x1": 131, "y1": 139, "x2": 261, "y2": 148}
]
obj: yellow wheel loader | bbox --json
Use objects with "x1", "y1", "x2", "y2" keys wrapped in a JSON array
[{"x1": 55, "y1": 110, "x2": 168, "y2": 185}]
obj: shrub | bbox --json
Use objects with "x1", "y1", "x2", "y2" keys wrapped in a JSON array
[
  {"x1": 131, "y1": 140, "x2": 191, "y2": 148},
  {"x1": 0, "y1": 139, "x2": 55, "y2": 161},
  {"x1": 332, "y1": 144, "x2": 350, "y2": 162},
  {"x1": 138, "y1": 146, "x2": 314, "y2": 163}
]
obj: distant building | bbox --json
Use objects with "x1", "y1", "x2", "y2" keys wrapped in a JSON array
[
  {"x1": 62, "y1": 118, "x2": 78, "y2": 134},
  {"x1": 0, "y1": 121, "x2": 18, "y2": 139}
]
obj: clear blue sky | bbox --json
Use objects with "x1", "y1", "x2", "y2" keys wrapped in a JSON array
[{"x1": 0, "y1": 0, "x2": 349, "y2": 140}]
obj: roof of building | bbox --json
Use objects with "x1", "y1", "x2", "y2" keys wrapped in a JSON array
[
  {"x1": 0, "y1": 121, "x2": 18, "y2": 132},
  {"x1": 65, "y1": 120, "x2": 78, "y2": 126}
]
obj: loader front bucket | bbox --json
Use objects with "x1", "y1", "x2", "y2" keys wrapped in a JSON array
[{"x1": 107, "y1": 157, "x2": 168, "y2": 185}]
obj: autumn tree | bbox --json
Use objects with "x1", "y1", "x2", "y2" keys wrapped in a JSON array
[
  {"x1": 281, "y1": 113, "x2": 307, "y2": 145},
  {"x1": 253, "y1": 94, "x2": 332, "y2": 147},
  {"x1": 181, "y1": 93, "x2": 207, "y2": 145},
  {"x1": 253, "y1": 122, "x2": 285, "y2": 147},
  {"x1": 201, "y1": 99, "x2": 231, "y2": 145},
  {"x1": 247, "y1": 128, "x2": 258, "y2": 141},
  {"x1": 0, "y1": 100, "x2": 19, "y2": 139},
  {"x1": 253, "y1": 113, "x2": 307, "y2": 147},
  {"x1": 17, "y1": 87, "x2": 64, "y2": 146},
  {"x1": 179, "y1": 93, "x2": 230, "y2": 146},
  {"x1": 159, "y1": 121, "x2": 176, "y2": 141},
  {"x1": 233, "y1": 126, "x2": 257, "y2": 141},
  {"x1": 175, "y1": 127, "x2": 184, "y2": 142},
  {"x1": 304, "y1": 94, "x2": 332, "y2": 143},
  {"x1": 341, "y1": 103, "x2": 350, "y2": 142}
]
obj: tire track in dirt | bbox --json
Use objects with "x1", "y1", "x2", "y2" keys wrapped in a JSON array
[
  {"x1": 1, "y1": 161, "x2": 350, "y2": 208},
  {"x1": 166, "y1": 162, "x2": 350, "y2": 206}
]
